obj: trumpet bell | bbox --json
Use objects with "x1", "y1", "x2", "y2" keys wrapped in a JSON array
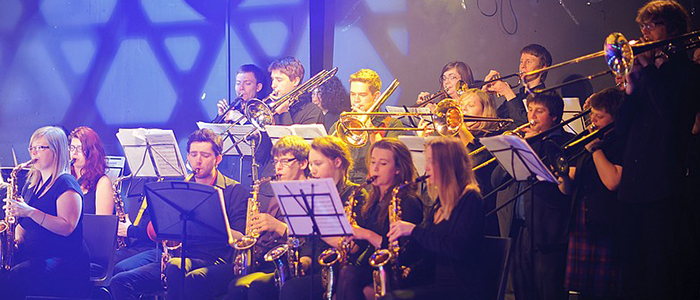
[
  {"x1": 604, "y1": 33, "x2": 634, "y2": 77},
  {"x1": 245, "y1": 99, "x2": 274, "y2": 131},
  {"x1": 433, "y1": 99, "x2": 463, "y2": 136}
]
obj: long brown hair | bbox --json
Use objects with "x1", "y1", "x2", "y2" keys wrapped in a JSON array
[
  {"x1": 310, "y1": 136, "x2": 353, "y2": 179},
  {"x1": 69, "y1": 126, "x2": 108, "y2": 191},
  {"x1": 426, "y1": 137, "x2": 479, "y2": 219},
  {"x1": 362, "y1": 138, "x2": 417, "y2": 225}
]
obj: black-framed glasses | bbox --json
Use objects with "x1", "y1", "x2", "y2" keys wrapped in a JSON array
[
  {"x1": 28, "y1": 145, "x2": 50, "y2": 153},
  {"x1": 69, "y1": 145, "x2": 83, "y2": 152},
  {"x1": 273, "y1": 157, "x2": 297, "y2": 166}
]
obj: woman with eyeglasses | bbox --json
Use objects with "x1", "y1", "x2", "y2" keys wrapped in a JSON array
[
  {"x1": 1, "y1": 126, "x2": 90, "y2": 299},
  {"x1": 69, "y1": 126, "x2": 114, "y2": 215},
  {"x1": 416, "y1": 61, "x2": 475, "y2": 108}
]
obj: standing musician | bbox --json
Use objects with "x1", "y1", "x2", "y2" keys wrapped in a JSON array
[
  {"x1": 557, "y1": 88, "x2": 625, "y2": 300},
  {"x1": 492, "y1": 92, "x2": 573, "y2": 300},
  {"x1": 68, "y1": 126, "x2": 114, "y2": 215},
  {"x1": 387, "y1": 136, "x2": 486, "y2": 299},
  {"x1": 329, "y1": 69, "x2": 406, "y2": 184},
  {"x1": 278, "y1": 136, "x2": 368, "y2": 300},
  {"x1": 216, "y1": 64, "x2": 268, "y2": 123},
  {"x1": 415, "y1": 61, "x2": 476, "y2": 109},
  {"x1": 616, "y1": 2, "x2": 700, "y2": 300},
  {"x1": 311, "y1": 75, "x2": 351, "y2": 133},
  {"x1": 1, "y1": 126, "x2": 90, "y2": 299},
  {"x1": 484, "y1": 44, "x2": 553, "y2": 130},
  {"x1": 336, "y1": 138, "x2": 425, "y2": 300},
  {"x1": 269, "y1": 56, "x2": 324, "y2": 126},
  {"x1": 110, "y1": 129, "x2": 248, "y2": 300}
]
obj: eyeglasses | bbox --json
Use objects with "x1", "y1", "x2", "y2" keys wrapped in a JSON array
[
  {"x1": 69, "y1": 145, "x2": 83, "y2": 152},
  {"x1": 273, "y1": 158, "x2": 297, "y2": 166},
  {"x1": 639, "y1": 21, "x2": 663, "y2": 31},
  {"x1": 441, "y1": 75, "x2": 460, "y2": 82},
  {"x1": 28, "y1": 145, "x2": 51, "y2": 153}
]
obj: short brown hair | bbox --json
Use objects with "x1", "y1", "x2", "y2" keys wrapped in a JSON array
[
  {"x1": 349, "y1": 69, "x2": 382, "y2": 94},
  {"x1": 268, "y1": 56, "x2": 305, "y2": 83},
  {"x1": 272, "y1": 135, "x2": 310, "y2": 163},
  {"x1": 521, "y1": 44, "x2": 553, "y2": 82},
  {"x1": 311, "y1": 136, "x2": 352, "y2": 176},
  {"x1": 187, "y1": 129, "x2": 222, "y2": 156},
  {"x1": 526, "y1": 92, "x2": 565, "y2": 124},
  {"x1": 636, "y1": 1, "x2": 690, "y2": 36},
  {"x1": 588, "y1": 88, "x2": 624, "y2": 118}
]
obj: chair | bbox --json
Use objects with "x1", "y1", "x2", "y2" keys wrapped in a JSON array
[
  {"x1": 83, "y1": 214, "x2": 119, "y2": 299},
  {"x1": 480, "y1": 236, "x2": 512, "y2": 300}
]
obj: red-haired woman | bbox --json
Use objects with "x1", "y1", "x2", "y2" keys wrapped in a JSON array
[{"x1": 68, "y1": 126, "x2": 114, "y2": 215}]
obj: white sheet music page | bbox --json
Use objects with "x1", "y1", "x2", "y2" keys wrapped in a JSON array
[
  {"x1": 479, "y1": 135, "x2": 558, "y2": 184},
  {"x1": 143, "y1": 129, "x2": 186, "y2": 177},
  {"x1": 197, "y1": 122, "x2": 254, "y2": 156},
  {"x1": 116, "y1": 128, "x2": 156, "y2": 177},
  {"x1": 271, "y1": 178, "x2": 353, "y2": 237}
]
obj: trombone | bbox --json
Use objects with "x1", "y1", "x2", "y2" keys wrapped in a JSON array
[
  {"x1": 334, "y1": 79, "x2": 400, "y2": 147},
  {"x1": 413, "y1": 80, "x2": 468, "y2": 108},
  {"x1": 522, "y1": 30, "x2": 700, "y2": 94}
]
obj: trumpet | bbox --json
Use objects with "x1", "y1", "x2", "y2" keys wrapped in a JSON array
[
  {"x1": 334, "y1": 79, "x2": 400, "y2": 147},
  {"x1": 1, "y1": 159, "x2": 36, "y2": 271}
]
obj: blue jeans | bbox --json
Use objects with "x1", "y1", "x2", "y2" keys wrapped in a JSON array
[{"x1": 110, "y1": 249, "x2": 163, "y2": 300}]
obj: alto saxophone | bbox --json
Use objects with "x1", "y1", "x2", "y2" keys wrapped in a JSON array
[
  {"x1": 112, "y1": 174, "x2": 132, "y2": 250},
  {"x1": 233, "y1": 177, "x2": 271, "y2": 276},
  {"x1": 0, "y1": 159, "x2": 36, "y2": 271},
  {"x1": 318, "y1": 176, "x2": 377, "y2": 300},
  {"x1": 369, "y1": 175, "x2": 429, "y2": 298},
  {"x1": 264, "y1": 236, "x2": 304, "y2": 290},
  {"x1": 159, "y1": 172, "x2": 192, "y2": 287}
]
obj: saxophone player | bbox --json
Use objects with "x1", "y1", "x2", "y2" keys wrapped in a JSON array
[
  {"x1": 110, "y1": 129, "x2": 248, "y2": 300},
  {"x1": 336, "y1": 138, "x2": 425, "y2": 300},
  {"x1": 387, "y1": 137, "x2": 487, "y2": 299},
  {"x1": 1, "y1": 126, "x2": 90, "y2": 300},
  {"x1": 68, "y1": 126, "x2": 114, "y2": 215}
]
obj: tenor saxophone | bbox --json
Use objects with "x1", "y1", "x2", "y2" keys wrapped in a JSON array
[
  {"x1": 0, "y1": 159, "x2": 36, "y2": 271},
  {"x1": 318, "y1": 176, "x2": 377, "y2": 300},
  {"x1": 233, "y1": 177, "x2": 271, "y2": 276},
  {"x1": 112, "y1": 174, "x2": 132, "y2": 250},
  {"x1": 369, "y1": 175, "x2": 429, "y2": 298},
  {"x1": 263, "y1": 236, "x2": 304, "y2": 290}
]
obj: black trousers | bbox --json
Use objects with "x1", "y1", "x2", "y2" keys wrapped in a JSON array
[
  {"x1": 279, "y1": 274, "x2": 325, "y2": 300},
  {"x1": 511, "y1": 222, "x2": 568, "y2": 300}
]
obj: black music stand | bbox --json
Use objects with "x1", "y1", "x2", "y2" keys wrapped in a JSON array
[
  {"x1": 271, "y1": 178, "x2": 353, "y2": 299},
  {"x1": 144, "y1": 180, "x2": 233, "y2": 299}
]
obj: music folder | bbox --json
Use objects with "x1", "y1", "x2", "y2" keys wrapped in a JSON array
[{"x1": 479, "y1": 134, "x2": 558, "y2": 184}]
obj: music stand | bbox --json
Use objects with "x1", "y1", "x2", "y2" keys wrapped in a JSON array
[
  {"x1": 271, "y1": 178, "x2": 353, "y2": 298},
  {"x1": 197, "y1": 122, "x2": 256, "y2": 181},
  {"x1": 116, "y1": 128, "x2": 187, "y2": 178},
  {"x1": 144, "y1": 180, "x2": 233, "y2": 299},
  {"x1": 479, "y1": 134, "x2": 558, "y2": 300}
]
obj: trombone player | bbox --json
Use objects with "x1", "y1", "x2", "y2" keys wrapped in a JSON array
[
  {"x1": 330, "y1": 69, "x2": 407, "y2": 184},
  {"x1": 268, "y1": 56, "x2": 324, "y2": 126}
]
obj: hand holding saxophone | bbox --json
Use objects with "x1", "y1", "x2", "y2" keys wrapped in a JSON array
[
  {"x1": 386, "y1": 220, "x2": 416, "y2": 243},
  {"x1": 3, "y1": 196, "x2": 35, "y2": 218},
  {"x1": 351, "y1": 226, "x2": 383, "y2": 248},
  {"x1": 249, "y1": 213, "x2": 287, "y2": 237}
]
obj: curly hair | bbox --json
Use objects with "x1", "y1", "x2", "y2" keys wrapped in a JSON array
[
  {"x1": 69, "y1": 126, "x2": 108, "y2": 191},
  {"x1": 317, "y1": 76, "x2": 350, "y2": 114}
]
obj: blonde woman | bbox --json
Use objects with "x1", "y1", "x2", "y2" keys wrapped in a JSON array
[{"x1": 1, "y1": 126, "x2": 90, "y2": 299}]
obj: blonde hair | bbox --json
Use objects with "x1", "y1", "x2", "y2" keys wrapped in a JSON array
[
  {"x1": 28, "y1": 126, "x2": 71, "y2": 188},
  {"x1": 460, "y1": 89, "x2": 499, "y2": 133},
  {"x1": 349, "y1": 69, "x2": 382, "y2": 94},
  {"x1": 426, "y1": 137, "x2": 479, "y2": 219}
]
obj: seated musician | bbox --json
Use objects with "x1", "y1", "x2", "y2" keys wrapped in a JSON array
[
  {"x1": 278, "y1": 136, "x2": 368, "y2": 300},
  {"x1": 387, "y1": 136, "x2": 486, "y2": 299},
  {"x1": 416, "y1": 61, "x2": 475, "y2": 110},
  {"x1": 68, "y1": 126, "x2": 114, "y2": 215},
  {"x1": 484, "y1": 44, "x2": 552, "y2": 129},
  {"x1": 268, "y1": 56, "x2": 324, "y2": 125},
  {"x1": 311, "y1": 75, "x2": 351, "y2": 133},
  {"x1": 1, "y1": 126, "x2": 90, "y2": 299},
  {"x1": 336, "y1": 138, "x2": 425, "y2": 300},
  {"x1": 492, "y1": 91, "x2": 573, "y2": 300},
  {"x1": 216, "y1": 64, "x2": 268, "y2": 123},
  {"x1": 110, "y1": 129, "x2": 248, "y2": 300},
  {"x1": 557, "y1": 88, "x2": 625, "y2": 299},
  {"x1": 329, "y1": 68, "x2": 407, "y2": 184}
]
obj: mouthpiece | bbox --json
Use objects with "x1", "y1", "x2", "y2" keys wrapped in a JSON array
[
  {"x1": 70, "y1": 158, "x2": 76, "y2": 166},
  {"x1": 415, "y1": 174, "x2": 430, "y2": 183},
  {"x1": 366, "y1": 176, "x2": 379, "y2": 184}
]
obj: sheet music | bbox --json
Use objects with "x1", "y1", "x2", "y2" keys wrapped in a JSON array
[
  {"x1": 563, "y1": 97, "x2": 585, "y2": 135},
  {"x1": 399, "y1": 136, "x2": 436, "y2": 175},
  {"x1": 197, "y1": 122, "x2": 254, "y2": 156},
  {"x1": 386, "y1": 105, "x2": 432, "y2": 123},
  {"x1": 266, "y1": 124, "x2": 327, "y2": 144},
  {"x1": 116, "y1": 128, "x2": 186, "y2": 178},
  {"x1": 479, "y1": 135, "x2": 558, "y2": 183},
  {"x1": 271, "y1": 178, "x2": 353, "y2": 237}
]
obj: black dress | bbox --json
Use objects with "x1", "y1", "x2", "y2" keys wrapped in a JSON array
[
  {"x1": 388, "y1": 189, "x2": 486, "y2": 299},
  {"x1": 2, "y1": 173, "x2": 90, "y2": 300}
]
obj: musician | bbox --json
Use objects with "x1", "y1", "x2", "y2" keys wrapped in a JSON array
[
  {"x1": 216, "y1": 64, "x2": 268, "y2": 123},
  {"x1": 416, "y1": 61, "x2": 476, "y2": 109},
  {"x1": 693, "y1": 47, "x2": 700, "y2": 64},
  {"x1": 484, "y1": 44, "x2": 552, "y2": 129},
  {"x1": 329, "y1": 68, "x2": 406, "y2": 184},
  {"x1": 68, "y1": 126, "x2": 114, "y2": 215},
  {"x1": 110, "y1": 129, "x2": 248, "y2": 300},
  {"x1": 336, "y1": 138, "x2": 425, "y2": 300},
  {"x1": 387, "y1": 137, "x2": 486, "y2": 299},
  {"x1": 557, "y1": 88, "x2": 625, "y2": 299},
  {"x1": 492, "y1": 92, "x2": 572, "y2": 300},
  {"x1": 278, "y1": 136, "x2": 368, "y2": 300},
  {"x1": 311, "y1": 75, "x2": 351, "y2": 132},
  {"x1": 616, "y1": 2, "x2": 700, "y2": 299},
  {"x1": 268, "y1": 56, "x2": 324, "y2": 125},
  {"x1": 1, "y1": 126, "x2": 90, "y2": 299}
]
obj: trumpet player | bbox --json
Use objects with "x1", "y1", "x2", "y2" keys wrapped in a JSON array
[
  {"x1": 329, "y1": 68, "x2": 406, "y2": 184},
  {"x1": 336, "y1": 138, "x2": 424, "y2": 300},
  {"x1": 68, "y1": 126, "x2": 114, "y2": 215},
  {"x1": 268, "y1": 56, "x2": 324, "y2": 125},
  {"x1": 110, "y1": 129, "x2": 248, "y2": 300},
  {"x1": 215, "y1": 64, "x2": 268, "y2": 123},
  {"x1": 279, "y1": 136, "x2": 368, "y2": 300},
  {"x1": 387, "y1": 137, "x2": 486, "y2": 299},
  {"x1": 484, "y1": 44, "x2": 552, "y2": 130},
  {"x1": 1, "y1": 126, "x2": 90, "y2": 300}
]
